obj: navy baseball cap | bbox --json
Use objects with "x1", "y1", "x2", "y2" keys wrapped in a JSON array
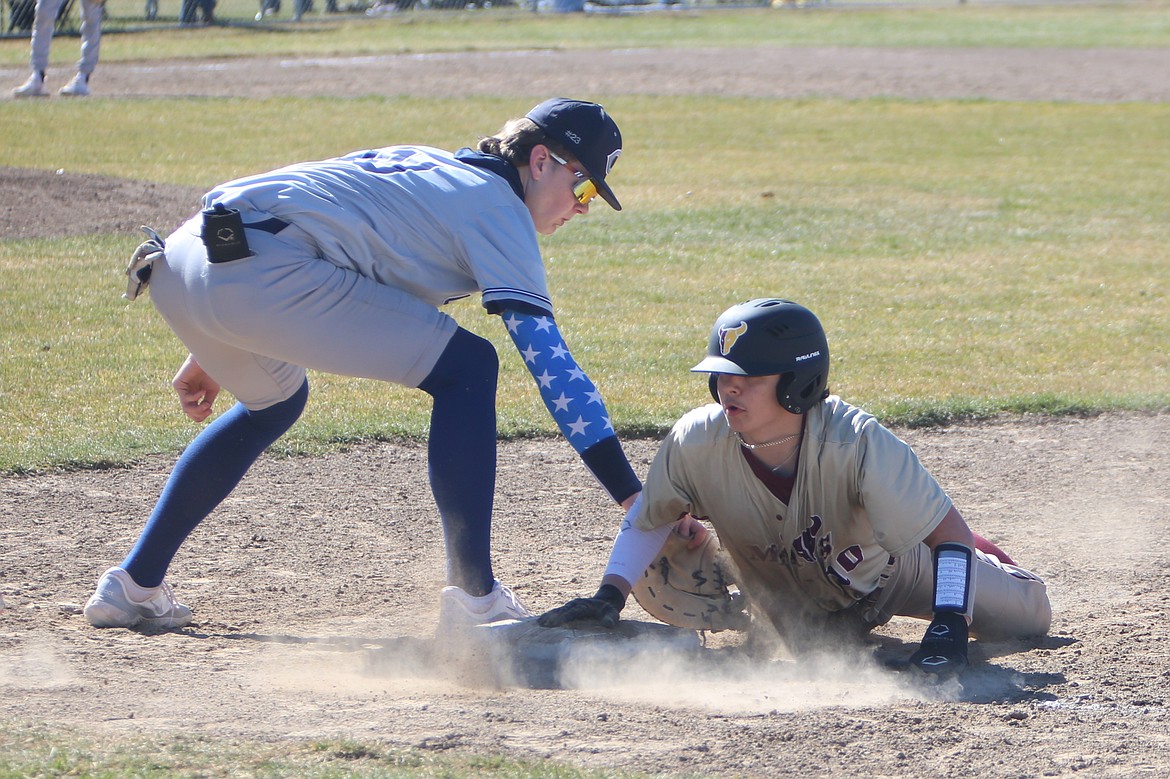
[{"x1": 526, "y1": 97, "x2": 623, "y2": 211}]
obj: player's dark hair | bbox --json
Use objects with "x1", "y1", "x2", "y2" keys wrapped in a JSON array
[{"x1": 478, "y1": 117, "x2": 575, "y2": 170}]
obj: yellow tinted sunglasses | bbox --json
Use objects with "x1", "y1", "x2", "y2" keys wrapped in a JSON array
[{"x1": 548, "y1": 150, "x2": 600, "y2": 206}]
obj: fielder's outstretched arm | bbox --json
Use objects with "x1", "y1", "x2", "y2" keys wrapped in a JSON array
[{"x1": 500, "y1": 308, "x2": 641, "y2": 506}]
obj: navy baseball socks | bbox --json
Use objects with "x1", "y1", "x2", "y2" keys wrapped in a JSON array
[
  {"x1": 421, "y1": 327, "x2": 532, "y2": 628},
  {"x1": 84, "y1": 380, "x2": 310, "y2": 628},
  {"x1": 419, "y1": 328, "x2": 499, "y2": 594}
]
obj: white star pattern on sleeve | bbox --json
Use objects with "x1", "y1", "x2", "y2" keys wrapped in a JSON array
[{"x1": 501, "y1": 309, "x2": 618, "y2": 454}]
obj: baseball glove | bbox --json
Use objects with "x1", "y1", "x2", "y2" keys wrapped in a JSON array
[
  {"x1": 123, "y1": 225, "x2": 166, "y2": 301},
  {"x1": 631, "y1": 527, "x2": 749, "y2": 632}
]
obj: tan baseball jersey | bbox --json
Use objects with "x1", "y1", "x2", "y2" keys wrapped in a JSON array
[{"x1": 635, "y1": 395, "x2": 953, "y2": 617}]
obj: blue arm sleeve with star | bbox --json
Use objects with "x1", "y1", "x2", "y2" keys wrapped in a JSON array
[{"x1": 500, "y1": 309, "x2": 641, "y2": 504}]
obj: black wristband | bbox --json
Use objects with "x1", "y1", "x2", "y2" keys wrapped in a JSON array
[
  {"x1": 593, "y1": 583, "x2": 628, "y2": 612},
  {"x1": 581, "y1": 436, "x2": 643, "y2": 505},
  {"x1": 932, "y1": 541, "x2": 973, "y2": 614}
]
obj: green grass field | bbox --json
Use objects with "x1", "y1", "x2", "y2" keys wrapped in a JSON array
[
  {"x1": 0, "y1": 724, "x2": 659, "y2": 778},
  {"x1": 2, "y1": 90, "x2": 1166, "y2": 472}
]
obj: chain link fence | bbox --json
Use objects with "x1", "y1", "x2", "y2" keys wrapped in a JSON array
[
  {"x1": 0, "y1": 0, "x2": 520, "y2": 34},
  {"x1": 2, "y1": 0, "x2": 764, "y2": 35}
]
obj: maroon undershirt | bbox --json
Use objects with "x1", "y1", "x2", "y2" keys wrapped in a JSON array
[{"x1": 741, "y1": 445, "x2": 798, "y2": 504}]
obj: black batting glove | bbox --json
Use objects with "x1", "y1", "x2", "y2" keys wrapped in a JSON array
[
  {"x1": 538, "y1": 584, "x2": 627, "y2": 629},
  {"x1": 909, "y1": 611, "x2": 969, "y2": 675}
]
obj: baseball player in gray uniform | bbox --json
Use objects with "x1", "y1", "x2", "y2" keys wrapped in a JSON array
[
  {"x1": 84, "y1": 98, "x2": 642, "y2": 634},
  {"x1": 541, "y1": 299, "x2": 1051, "y2": 674}
]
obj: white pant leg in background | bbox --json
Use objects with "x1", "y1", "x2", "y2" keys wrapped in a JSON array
[
  {"x1": 76, "y1": 0, "x2": 102, "y2": 75},
  {"x1": 27, "y1": 0, "x2": 101, "y2": 75},
  {"x1": 27, "y1": 0, "x2": 64, "y2": 73}
]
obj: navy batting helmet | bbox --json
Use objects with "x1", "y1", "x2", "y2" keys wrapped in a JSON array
[{"x1": 691, "y1": 298, "x2": 830, "y2": 414}]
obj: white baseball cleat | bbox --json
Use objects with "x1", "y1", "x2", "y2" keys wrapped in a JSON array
[
  {"x1": 83, "y1": 567, "x2": 192, "y2": 629},
  {"x1": 437, "y1": 579, "x2": 531, "y2": 633},
  {"x1": 58, "y1": 72, "x2": 90, "y2": 97},
  {"x1": 12, "y1": 71, "x2": 47, "y2": 98}
]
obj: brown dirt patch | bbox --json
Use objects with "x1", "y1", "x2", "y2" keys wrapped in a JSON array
[
  {"x1": 3, "y1": 46, "x2": 1170, "y2": 778},
  {"x1": 4, "y1": 414, "x2": 1170, "y2": 777},
  {"x1": 0, "y1": 166, "x2": 204, "y2": 240},
  {"x1": 8, "y1": 45, "x2": 1170, "y2": 102}
]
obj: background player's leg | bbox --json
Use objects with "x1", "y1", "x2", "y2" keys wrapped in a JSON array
[
  {"x1": 28, "y1": 0, "x2": 62, "y2": 73},
  {"x1": 418, "y1": 328, "x2": 499, "y2": 596},
  {"x1": 76, "y1": 0, "x2": 102, "y2": 76},
  {"x1": 120, "y1": 379, "x2": 309, "y2": 587}
]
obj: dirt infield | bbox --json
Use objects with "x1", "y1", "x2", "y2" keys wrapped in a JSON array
[
  {"x1": 3, "y1": 45, "x2": 1170, "y2": 777},
  {"x1": 4, "y1": 414, "x2": 1169, "y2": 776},
  {"x1": 7, "y1": 45, "x2": 1170, "y2": 102}
]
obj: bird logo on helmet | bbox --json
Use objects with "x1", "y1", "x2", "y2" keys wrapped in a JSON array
[{"x1": 691, "y1": 298, "x2": 830, "y2": 415}]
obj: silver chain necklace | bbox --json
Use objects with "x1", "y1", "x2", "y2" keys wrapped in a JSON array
[
  {"x1": 735, "y1": 431, "x2": 801, "y2": 450},
  {"x1": 770, "y1": 445, "x2": 801, "y2": 473}
]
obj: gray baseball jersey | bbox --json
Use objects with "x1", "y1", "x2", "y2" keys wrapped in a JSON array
[
  {"x1": 636, "y1": 396, "x2": 949, "y2": 614},
  {"x1": 204, "y1": 146, "x2": 552, "y2": 312},
  {"x1": 630, "y1": 395, "x2": 1050, "y2": 637}
]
